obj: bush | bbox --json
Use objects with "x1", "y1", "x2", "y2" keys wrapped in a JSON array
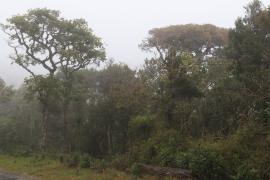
[
  {"x1": 91, "y1": 158, "x2": 107, "y2": 171},
  {"x1": 255, "y1": 153, "x2": 270, "y2": 180},
  {"x1": 110, "y1": 154, "x2": 131, "y2": 170},
  {"x1": 59, "y1": 153, "x2": 108, "y2": 170},
  {"x1": 127, "y1": 129, "x2": 186, "y2": 167},
  {"x1": 153, "y1": 130, "x2": 186, "y2": 167},
  {"x1": 139, "y1": 142, "x2": 156, "y2": 164},
  {"x1": 176, "y1": 147, "x2": 229, "y2": 180},
  {"x1": 80, "y1": 154, "x2": 91, "y2": 168},
  {"x1": 235, "y1": 164, "x2": 259, "y2": 180},
  {"x1": 156, "y1": 146, "x2": 176, "y2": 167},
  {"x1": 66, "y1": 153, "x2": 80, "y2": 167},
  {"x1": 130, "y1": 163, "x2": 142, "y2": 177}
]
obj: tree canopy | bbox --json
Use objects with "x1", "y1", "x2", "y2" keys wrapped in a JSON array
[
  {"x1": 141, "y1": 24, "x2": 229, "y2": 60},
  {"x1": 2, "y1": 8, "x2": 105, "y2": 77}
]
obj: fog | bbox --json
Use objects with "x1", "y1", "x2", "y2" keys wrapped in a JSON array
[{"x1": 0, "y1": 0, "x2": 268, "y2": 87}]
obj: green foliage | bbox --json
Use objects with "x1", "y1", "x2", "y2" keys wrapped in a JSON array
[
  {"x1": 0, "y1": 78, "x2": 14, "y2": 103},
  {"x1": 176, "y1": 147, "x2": 229, "y2": 180},
  {"x1": 128, "y1": 129, "x2": 187, "y2": 167},
  {"x1": 1, "y1": 1, "x2": 270, "y2": 179},
  {"x1": 66, "y1": 153, "x2": 80, "y2": 168},
  {"x1": 2, "y1": 8, "x2": 106, "y2": 76},
  {"x1": 256, "y1": 156, "x2": 270, "y2": 180},
  {"x1": 130, "y1": 163, "x2": 142, "y2": 177},
  {"x1": 0, "y1": 154, "x2": 139, "y2": 180},
  {"x1": 128, "y1": 115, "x2": 153, "y2": 140},
  {"x1": 2, "y1": 7, "x2": 106, "y2": 152},
  {"x1": 141, "y1": 24, "x2": 228, "y2": 60},
  {"x1": 79, "y1": 154, "x2": 91, "y2": 168},
  {"x1": 61, "y1": 153, "x2": 109, "y2": 170},
  {"x1": 24, "y1": 75, "x2": 62, "y2": 103},
  {"x1": 156, "y1": 146, "x2": 176, "y2": 167},
  {"x1": 235, "y1": 164, "x2": 259, "y2": 180},
  {"x1": 110, "y1": 154, "x2": 131, "y2": 170},
  {"x1": 91, "y1": 159, "x2": 108, "y2": 171}
]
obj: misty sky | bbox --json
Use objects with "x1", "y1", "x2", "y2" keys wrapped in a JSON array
[{"x1": 0, "y1": 0, "x2": 269, "y2": 87}]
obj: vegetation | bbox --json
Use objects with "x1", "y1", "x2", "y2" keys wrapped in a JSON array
[
  {"x1": 0, "y1": 154, "x2": 155, "y2": 180},
  {"x1": 0, "y1": 0, "x2": 270, "y2": 179}
]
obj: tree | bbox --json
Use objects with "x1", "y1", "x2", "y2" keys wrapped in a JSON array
[
  {"x1": 140, "y1": 24, "x2": 230, "y2": 129},
  {"x1": 65, "y1": 62, "x2": 147, "y2": 155},
  {"x1": 227, "y1": 0, "x2": 270, "y2": 73},
  {"x1": 141, "y1": 24, "x2": 228, "y2": 61},
  {"x1": 226, "y1": 0, "x2": 270, "y2": 125},
  {"x1": 0, "y1": 78, "x2": 14, "y2": 103},
  {"x1": 2, "y1": 8, "x2": 105, "y2": 77},
  {"x1": 2, "y1": 8, "x2": 106, "y2": 151},
  {"x1": 139, "y1": 49, "x2": 201, "y2": 127}
]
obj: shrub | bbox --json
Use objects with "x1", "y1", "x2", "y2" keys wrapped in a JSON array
[
  {"x1": 80, "y1": 154, "x2": 91, "y2": 168},
  {"x1": 140, "y1": 141, "x2": 157, "y2": 164},
  {"x1": 152, "y1": 130, "x2": 186, "y2": 167},
  {"x1": 255, "y1": 153, "x2": 270, "y2": 180},
  {"x1": 176, "y1": 147, "x2": 229, "y2": 180},
  {"x1": 127, "y1": 129, "x2": 186, "y2": 167},
  {"x1": 156, "y1": 146, "x2": 176, "y2": 167},
  {"x1": 91, "y1": 158, "x2": 107, "y2": 171},
  {"x1": 110, "y1": 154, "x2": 131, "y2": 170},
  {"x1": 235, "y1": 164, "x2": 259, "y2": 180},
  {"x1": 130, "y1": 163, "x2": 142, "y2": 177},
  {"x1": 66, "y1": 153, "x2": 80, "y2": 167}
]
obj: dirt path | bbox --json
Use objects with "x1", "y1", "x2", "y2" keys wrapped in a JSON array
[{"x1": 0, "y1": 170, "x2": 36, "y2": 180}]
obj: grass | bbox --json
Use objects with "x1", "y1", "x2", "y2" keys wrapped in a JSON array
[{"x1": 0, "y1": 154, "x2": 155, "y2": 180}]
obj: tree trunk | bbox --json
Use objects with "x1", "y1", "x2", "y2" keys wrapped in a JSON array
[
  {"x1": 107, "y1": 126, "x2": 112, "y2": 155},
  {"x1": 62, "y1": 78, "x2": 72, "y2": 153},
  {"x1": 63, "y1": 101, "x2": 71, "y2": 152},
  {"x1": 40, "y1": 104, "x2": 49, "y2": 152}
]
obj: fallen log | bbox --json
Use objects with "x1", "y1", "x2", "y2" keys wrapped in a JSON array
[{"x1": 138, "y1": 163, "x2": 193, "y2": 179}]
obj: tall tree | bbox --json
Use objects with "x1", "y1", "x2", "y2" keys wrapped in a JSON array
[
  {"x1": 140, "y1": 49, "x2": 201, "y2": 127},
  {"x1": 2, "y1": 8, "x2": 106, "y2": 151},
  {"x1": 141, "y1": 24, "x2": 228, "y2": 61},
  {"x1": 227, "y1": 0, "x2": 270, "y2": 73},
  {"x1": 226, "y1": 0, "x2": 270, "y2": 127}
]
